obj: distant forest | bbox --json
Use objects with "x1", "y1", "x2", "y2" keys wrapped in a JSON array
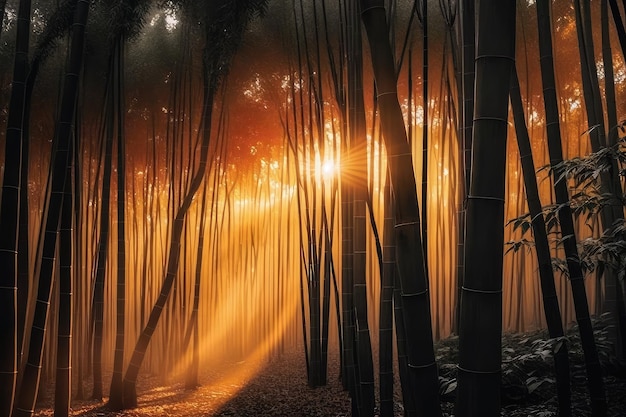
[{"x1": 0, "y1": 1, "x2": 625, "y2": 416}]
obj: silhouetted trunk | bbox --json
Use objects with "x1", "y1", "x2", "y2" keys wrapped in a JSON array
[
  {"x1": 417, "y1": 0, "x2": 429, "y2": 275},
  {"x1": 455, "y1": 0, "x2": 474, "y2": 333},
  {"x1": 54, "y1": 135, "x2": 74, "y2": 417},
  {"x1": 183, "y1": 178, "x2": 208, "y2": 390},
  {"x1": 109, "y1": 36, "x2": 127, "y2": 410},
  {"x1": 360, "y1": 2, "x2": 441, "y2": 415},
  {"x1": 379, "y1": 173, "x2": 394, "y2": 417},
  {"x1": 601, "y1": 0, "x2": 626, "y2": 360},
  {"x1": 455, "y1": 1, "x2": 515, "y2": 416},
  {"x1": 0, "y1": 1, "x2": 32, "y2": 414},
  {"x1": 91, "y1": 57, "x2": 115, "y2": 401},
  {"x1": 537, "y1": 1, "x2": 607, "y2": 415},
  {"x1": 348, "y1": 1, "x2": 375, "y2": 414},
  {"x1": 609, "y1": 0, "x2": 626, "y2": 62},
  {"x1": 510, "y1": 67, "x2": 571, "y2": 417},
  {"x1": 12, "y1": 2, "x2": 89, "y2": 415}
]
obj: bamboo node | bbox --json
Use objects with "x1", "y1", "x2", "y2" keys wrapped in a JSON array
[
  {"x1": 461, "y1": 286, "x2": 502, "y2": 295},
  {"x1": 402, "y1": 289, "x2": 429, "y2": 297},
  {"x1": 472, "y1": 116, "x2": 508, "y2": 123},
  {"x1": 376, "y1": 91, "x2": 395, "y2": 98},
  {"x1": 394, "y1": 221, "x2": 419, "y2": 228},
  {"x1": 467, "y1": 195, "x2": 505, "y2": 203},
  {"x1": 457, "y1": 364, "x2": 501, "y2": 374},
  {"x1": 408, "y1": 361, "x2": 436, "y2": 369},
  {"x1": 475, "y1": 54, "x2": 515, "y2": 61}
]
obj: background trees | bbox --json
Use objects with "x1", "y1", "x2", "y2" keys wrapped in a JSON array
[{"x1": 0, "y1": 0, "x2": 624, "y2": 416}]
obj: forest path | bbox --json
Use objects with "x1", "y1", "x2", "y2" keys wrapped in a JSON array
[{"x1": 33, "y1": 349, "x2": 353, "y2": 417}]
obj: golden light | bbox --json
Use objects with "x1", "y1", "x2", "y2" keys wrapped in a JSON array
[{"x1": 321, "y1": 159, "x2": 337, "y2": 179}]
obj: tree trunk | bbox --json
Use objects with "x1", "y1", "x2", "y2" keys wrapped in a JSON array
[
  {"x1": 109, "y1": 36, "x2": 127, "y2": 410},
  {"x1": 360, "y1": 2, "x2": 441, "y2": 415},
  {"x1": 455, "y1": 0, "x2": 474, "y2": 333},
  {"x1": 12, "y1": 2, "x2": 89, "y2": 415},
  {"x1": 54, "y1": 134, "x2": 74, "y2": 417},
  {"x1": 379, "y1": 173, "x2": 394, "y2": 417},
  {"x1": 417, "y1": 0, "x2": 429, "y2": 276},
  {"x1": 349, "y1": 1, "x2": 375, "y2": 414},
  {"x1": 601, "y1": 0, "x2": 626, "y2": 360},
  {"x1": 608, "y1": 0, "x2": 626, "y2": 61},
  {"x1": 0, "y1": 1, "x2": 32, "y2": 414},
  {"x1": 536, "y1": 1, "x2": 607, "y2": 415},
  {"x1": 91, "y1": 59, "x2": 115, "y2": 400},
  {"x1": 455, "y1": 1, "x2": 515, "y2": 416},
  {"x1": 510, "y1": 67, "x2": 571, "y2": 417}
]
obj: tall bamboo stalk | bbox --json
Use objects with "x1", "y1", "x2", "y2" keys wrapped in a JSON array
[
  {"x1": 455, "y1": 1, "x2": 516, "y2": 415},
  {"x1": 109, "y1": 34, "x2": 128, "y2": 410},
  {"x1": 537, "y1": 0, "x2": 607, "y2": 414},
  {"x1": 348, "y1": 1, "x2": 375, "y2": 414},
  {"x1": 510, "y1": 67, "x2": 571, "y2": 417},
  {"x1": 13, "y1": 2, "x2": 90, "y2": 415},
  {"x1": 0, "y1": 1, "x2": 32, "y2": 414},
  {"x1": 360, "y1": 1, "x2": 441, "y2": 415}
]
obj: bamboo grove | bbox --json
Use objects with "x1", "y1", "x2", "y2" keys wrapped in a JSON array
[{"x1": 0, "y1": 0, "x2": 625, "y2": 416}]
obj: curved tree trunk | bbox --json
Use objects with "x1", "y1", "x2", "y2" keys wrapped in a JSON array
[
  {"x1": 121, "y1": 25, "x2": 225, "y2": 399},
  {"x1": 360, "y1": 2, "x2": 441, "y2": 415},
  {"x1": 455, "y1": 1, "x2": 516, "y2": 416},
  {"x1": 12, "y1": 2, "x2": 90, "y2": 415}
]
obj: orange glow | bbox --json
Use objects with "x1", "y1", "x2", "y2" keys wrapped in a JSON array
[{"x1": 320, "y1": 159, "x2": 337, "y2": 179}]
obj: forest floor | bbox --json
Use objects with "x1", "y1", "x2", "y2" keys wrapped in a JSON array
[{"x1": 33, "y1": 316, "x2": 626, "y2": 417}]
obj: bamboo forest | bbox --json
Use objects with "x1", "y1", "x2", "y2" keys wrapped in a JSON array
[{"x1": 1, "y1": 0, "x2": 626, "y2": 416}]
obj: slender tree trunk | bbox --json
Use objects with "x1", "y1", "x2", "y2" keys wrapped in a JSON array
[
  {"x1": 510, "y1": 67, "x2": 571, "y2": 417},
  {"x1": 109, "y1": 36, "x2": 127, "y2": 410},
  {"x1": 418, "y1": 0, "x2": 429, "y2": 276},
  {"x1": 12, "y1": 2, "x2": 89, "y2": 416},
  {"x1": 0, "y1": 1, "x2": 32, "y2": 414},
  {"x1": 609, "y1": 0, "x2": 626, "y2": 61},
  {"x1": 183, "y1": 176, "x2": 209, "y2": 390},
  {"x1": 73, "y1": 101, "x2": 85, "y2": 402},
  {"x1": 536, "y1": 1, "x2": 607, "y2": 415},
  {"x1": 379, "y1": 173, "x2": 394, "y2": 417},
  {"x1": 54, "y1": 134, "x2": 74, "y2": 417},
  {"x1": 601, "y1": 0, "x2": 626, "y2": 360},
  {"x1": 455, "y1": 0, "x2": 474, "y2": 333},
  {"x1": 360, "y1": 2, "x2": 441, "y2": 415},
  {"x1": 348, "y1": 1, "x2": 375, "y2": 414},
  {"x1": 91, "y1": 61, "x2": 115, "y2": 401},
  {"x1": 455, "y1": 1, "x2": 515, "y2": 416}
]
